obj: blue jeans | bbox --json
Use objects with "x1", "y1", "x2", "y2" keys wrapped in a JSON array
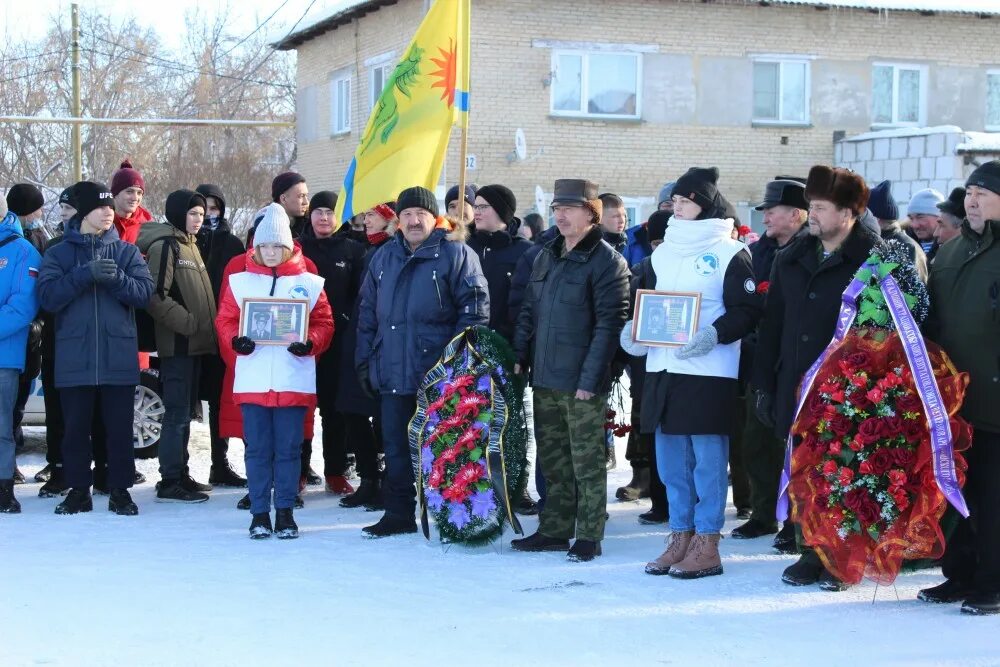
[
  {"x1": 0, "y1": 369, "x2": 18, "y2": 480},
  {"x1": 241, "y1": 405, "x2": 306, "y2": 514},
  {"x1": 380, "y1": 394, "x2": 417, "y2": 521},
  {"x1": 655, "y1": 430, "x2": 729, "y2": 534}
]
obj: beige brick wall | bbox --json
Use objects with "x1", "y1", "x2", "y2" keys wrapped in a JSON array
[{"x1": 293, "y1": 0, "x2": 1000, "y2": 221}]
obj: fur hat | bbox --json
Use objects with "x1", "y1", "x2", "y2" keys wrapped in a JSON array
[
  {"x1": 804, "y1": 166, "x2": 869, "y2": 217},
  {"x1": 110, "y1": 159, "x2": 145, "y2": 196}
]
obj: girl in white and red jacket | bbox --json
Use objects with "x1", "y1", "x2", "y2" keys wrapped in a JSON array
[{"x1": 216, "y1": 204, "x2": 333, "y2": 539}]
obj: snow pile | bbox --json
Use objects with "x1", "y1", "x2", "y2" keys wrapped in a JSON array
[
  {"x1": 957, "y1": 131, "x2": 1000, "y2": 153},
  {"x1": 766, "y1": 0, "x2": 1000, "y2": 14},
  {"x1": 841, "y1": 125, "x2": 964, "y2": 143}
]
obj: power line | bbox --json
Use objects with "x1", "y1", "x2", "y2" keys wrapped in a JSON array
[
  {"x1": 219, "y1": 0, "x2": 292, "y2": 58},
  {"x1": 0, "y1": 50, "x2": 68, "y2": 63},
  {"x1": 0, "y1": 68, "x2": 64, "y2": 85}
]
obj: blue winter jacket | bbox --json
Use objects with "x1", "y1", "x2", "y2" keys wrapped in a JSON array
[
  {"x1": 37, "y1": 221, "x2": 154, "y2": 388},
  {"x1": 623, "y1": 224, "x2": 652, "y2": 268},
  {"x1": 0, "y1": 213, "x2": 42, "y2": 372},
  {"x1": 356, "y1": 228, "x2": 490, "y2": 395}
]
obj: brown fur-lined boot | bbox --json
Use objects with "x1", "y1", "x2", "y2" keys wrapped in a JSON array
[
  {"x1": 644, "y1": 530, "x2": 693, "y2": 575},
  {"x1": 668, "y1": 533, "x2": 723, "y2": 579}
]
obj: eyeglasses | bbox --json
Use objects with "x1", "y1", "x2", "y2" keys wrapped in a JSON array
[{"x1": 472, "y1": 204, "x2": 492, "y2": 212}]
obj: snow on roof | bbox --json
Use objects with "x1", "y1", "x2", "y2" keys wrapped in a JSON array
[
  {"x1": 957, "y1": 131, "x2": 1000, "y2": 153},
  {"x1": 842, "y1": 125, "x2": 964, "y2": 142},
  {"x1": 766, "y1": 0, "x2": 1000, "y2": 14},
  {"x1": 272, "y1": 0, "x2": 387, "y2": 50}
]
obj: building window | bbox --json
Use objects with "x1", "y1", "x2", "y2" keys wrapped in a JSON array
[
  {"x1": 872, "y1": 63, "x2": 926, "y2": 127},
  {"x1": 752, "y1": 59, "x2": 809, "y2": 124},
  {"x1": 370, "y1": 62, "x2": 393, "y2": 111},
  {"x1": 987, "y1": 71, "x2": 1000, "y2": 131},
  {"x1": 330, "y1": 72, "x2": 351, "y2": 135},
  {"x1": 550, "y1": 50, "x2": 641, "y2": 119}
]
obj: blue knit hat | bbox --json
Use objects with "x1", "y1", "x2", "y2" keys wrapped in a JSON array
[
  {"x1": 867, "y1": 180, "x2": 898, "y2": 221},
  {"x1": 907, "y1": 188, "x2": 945, "y2": 216}
]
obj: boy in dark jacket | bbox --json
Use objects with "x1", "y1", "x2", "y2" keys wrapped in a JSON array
[{"x1": 37, "y1": 181, "x2": 154, "y2": 516}]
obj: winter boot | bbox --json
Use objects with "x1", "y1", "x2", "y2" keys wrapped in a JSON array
[
  {"x1": 781, "y1": 550, "x2": 824, "y2": 586},
  {"x1": 918, "y1": 579, "x2": 975, "y2": 604},
  {"x1": 515, "y1": 488, "x2": 539, "y2": 516},
  {"x1": 638, "y1": 508, "x2": 668, "y2": 525},
  {"x1": 605, "y1": 447, "x2": 617, "y2": 471},
  {"x1": 12, "y1": 466, "x2": 24, "y2": 484},
  {"x1": 818, "y1": 568, "x2": 853, "y2": 592},
  {"x1": 362, "y1": 514, "x2": 418, "y2": 538},
  {"x1": 339, "y1": 478, "x2": 380, "y2": 508},
  {"x1": 510, "y1": 531, "x2": 570, "y2": 553},
  {"x1": 34, "y1": 464, "x2": 52, "y2": 483},
  {"x1": 645, "y1": 530, "x2": 694, "y2": 575},
  {"x1": 55, "y1": 488, "x2": 93, "y2": 515},
  {"x1": 274, "y1": 508, "x2": 299, "y2": 539},
  {"x1": 237, "y1": 493, "x2": 251, "y2": 510},
  {"x1": 961, "y1": 592, "x2": 1000, "y2": 616},
  {"x1": 156, "y1": 480, "x2": 209, "y2": 504},
  {"x1": 668, "y1": 533, "x2": 723, "y2": 579},
  {"x1": 772, "y1": 521, "x2": 797, "y2": 554},
  {"x1": 0, "y1": 479, "x2": 21, "y2": 514},
  {"x1": 38, "y1": 466, "x2": 68, "y2": 498},
  {"x1": 294, "y1": 494, "x2": 305, "y2": 509},
  {"x1": 209, "y1": 462, "x2": 247, "y2": 488},
  {"x1": 730, "y1": 518, "x2": 779, "y2": 540},
  {"x1": 180, "y1": 474, "x2": 212, "y2": 493},
  {"x1": 364, "y1": 483, "x2": 385, "y2": 512},
  {"x1": 133, "y1": 470, "x2": 146, "y2": 485},
  {"x1": 303, "y1": 465, "x2": 322, "y2": 486},
  {"x1": 567, "y1": 540, "x2": 602, "y2": 562},
  {"x1": 249, "y1": 512, "x2": 273, "y2": 539},
  {"x1": 325, "y1": 475, "x2": 354, "y2": 496},
  {"x1": 108, "y1": 489, "x2": 139, "y2": 516},
  {"x1": 615, "y1": 465, "x2": 650, "y2": 502}
]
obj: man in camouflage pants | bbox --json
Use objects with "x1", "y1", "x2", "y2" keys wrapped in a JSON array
[{"x1": 511, "y1": 179, "x2": 629, "y2": 562}]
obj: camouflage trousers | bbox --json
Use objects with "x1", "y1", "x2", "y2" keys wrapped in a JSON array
[{"x1": 533, "y1": 388, "x2": 608, "y2": 542}]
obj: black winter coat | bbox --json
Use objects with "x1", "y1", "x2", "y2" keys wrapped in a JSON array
[
  {"x1": 466, "y1": 229, "x2": 532, "y2": 341},
  {"x1": 513, "y1": 225, "x2": 629, "y2": 395},
  {"x1": 508, "y1": 226, "x2": 559, "y2": 325},
  {"x1": 196, "y1": 220, "x2": 246, "y2": 403},
  {"x1": 753, "y1": 222, "x2": 884, "y2": 439}
]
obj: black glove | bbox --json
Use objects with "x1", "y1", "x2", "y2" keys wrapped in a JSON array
[
  {"x1": 357, "y1": 363, "x2": 376, "y2": 399},
  {"x1": 287, "y1": 340, "x2": 314, "y2": 357},
  {"x1": 28, "y1": 320, "x2": 44, "y2": 352},
  {"x1": 754, "y1": 390, "x2": 776, "y2": 429},
  {"x1": 231, "y1": 336, "x2": 256, "y2": 356},
  {"x1": 88, "y1": 258, "x2": 118, "y2": 283}
]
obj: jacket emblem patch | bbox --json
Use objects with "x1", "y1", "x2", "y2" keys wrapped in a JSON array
[
  {"x1": 693, "y1": 253, "x2": 719, "y2": 276},
  {"x1": 289, "y1": 285, "x2": 310, "y2": 300},
  {"x1": 0, "y1": 258, "x2": 6, "y2": 269},
  {"x1": 744, "y1": 278, "x2": 756, "y2": 293}
]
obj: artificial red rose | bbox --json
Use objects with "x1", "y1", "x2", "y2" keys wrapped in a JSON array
[
  {"x1": 891, "y1": 487, "x2": 910, "y2": 511},
  {"x1": 828, "y1": 414, "x2": 853, "y2": 438},
  {"x1": 843, "y1": 488, "x2": 881, "y2": 525},
  {"x1": 889, "y1": 448, "x2": 915, "y2": 468},
  {"x1": 896, "y1": 392, "x2": 923, "y2": 415},
  {"x1": 858, "y1": 417, "x2": 884, "y2": 444},
  {"x1": 859, "y1": 460, "x2": 874, "y2": 475},
  {"x1": 867, "y1": 388, "x2": 885, "y2": 405},
  {"x1": 805, "y1": 391, "x2": 828, "y2": 419},
  {"x1": 901, "y1": 419, "x2": 925, "y2": 444},
  {"x1": 848, "y1": 435, "x2": 865, "y2": 452},
  {"x1": 828, "y1": 439, "x2": 843, "y2": 456},
  {"x1": 881, "y1": 416, "x2": 904, "y2": 438},
  {"x1": 887, "y1": 469, "x2": 907, "y2": 487},
  {"x1": 869, "y1": 448, "x2": 894, "y2": 475},
  {"x1": 822, "y1": 459, "x2": 838, "y2": 477},
  {"x1": 819, "y1": 380, "x2": 840, "y2": 395},
  {"x1": 838, "y1": 467, "x2": 855, "y2": 487},
  {"x1": 814, "y1": 493, "x2": 830, "y2": 510},
  {"x1": 830, "y1": 389, "x2": 846, "y2": 403},
  {"x1": 843, "y1": 351, "x2": 873, "y2": 371},
  {"x1": 857, "y1": 499, "x2": 882, "y2": 525},
  {"x1": 756, "y1": 281, "x2": 770, "y2": 295},
  {"x1": 850, "y1": 373, "x2": 869, "y2": 389}
]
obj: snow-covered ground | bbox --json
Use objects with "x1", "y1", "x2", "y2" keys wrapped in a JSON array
[{"x1": 2, "y1": 418, "x2": 996, "y2": 667}]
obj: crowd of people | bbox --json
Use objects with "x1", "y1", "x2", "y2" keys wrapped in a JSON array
[{"x1": 0, "y1": 157, "x2": 997, "y2": 615}]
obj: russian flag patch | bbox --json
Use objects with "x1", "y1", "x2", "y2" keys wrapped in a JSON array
[{"x1": 28, "y1": 267, "x2": 38, "y2": 278}]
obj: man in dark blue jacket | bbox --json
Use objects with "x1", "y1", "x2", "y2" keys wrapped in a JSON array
[
  {"x1": 37, "y1": 181, "x2": 154, "y2": 517},
  {"x1": 356, "y1": 186, "x2": 489, "y2": 538}
]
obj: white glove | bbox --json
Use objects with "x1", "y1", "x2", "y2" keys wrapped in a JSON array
[
  {"x1": 674, "y1": 326, "x2": 718, "y2": 360},
  {"x1": 619, "y1": 320, "x2": 649, "y2": 357}
]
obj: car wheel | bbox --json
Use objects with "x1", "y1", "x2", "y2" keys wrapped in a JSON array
[{"x1": 134, "y1": 369, "x2": 164, "y2": 459}]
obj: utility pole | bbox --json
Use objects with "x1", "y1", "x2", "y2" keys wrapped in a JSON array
[{"x1": 71, "y1": 2, "x2": 81, "y2": 181}]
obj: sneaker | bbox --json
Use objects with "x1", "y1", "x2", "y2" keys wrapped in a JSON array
[
  {"x1": 303, "y1": 466, "x2": 322, "y2": 486},
  {"x1": 156, "y1": 481, "x2": 209, "y2": 504},
  {"x1": 274, "y1": 508, "x2": 299, "y2": 539},
  {"x1": 730, "y1": 518, "x2": 779, "y2": 540},
  {"x1": 34, "y1": 464, "x2": 53, "y2": 483},
  {"x1": 781, "y1": 552, "x2": 823, "y2": 586},
  {"x1": 108, "y1": 489, "x2": 139, "y2": 516},
  {"x1": 772, "y1": 522, "x2": 797, "y2": 554},
  {"x1": 638, "y1": 508, "x2": 668, "y2": 525},
  {"x1": 340, "y1": 479, "x2": 380, "y2": 508},
  {"x1": 249, "y1": 513, "x2": 273, "y2": 539},
  {"x1": 237, "y1": 493, "x2": 251, "y2": 510},
  {"x1": 38, "y1": 467, "x2": 68, "y2": 498},
  {"x1": 818, "y1": 568, "x2": 852, "y2": 592},
  {"x1": 209, "y1": 463, "x2": 247, "y2": 488},
  {"x1": 918, "y1": 579, "x2": 975, "y2": 604},
  {"x1": 567, "y1": 539, "x2": 602, "y2": 562},
  {"x1": 180, "y1": 475, "x2": 212, "y2": 493},
  {"x1": 0, "y1": 480, "x2": 21, "y2": 514},
  {"x1": 12, "y1": 466, "x2": 24, "y2": 484},
  {"x1": 510, "y1": 531, "x2": 570, "y2": 553},
  {"x1": 325, "y1": 475, "x2": 354, "y2": 496},
  {"x1": 961, "y1": 591, "x2": 1000, "y2": 616},
  {"x1": 362, "y1": 514, "x2": 418, "y2": 538},
  {"x1": 55, "y1": 487, "x2": 93, "y2": 515}
]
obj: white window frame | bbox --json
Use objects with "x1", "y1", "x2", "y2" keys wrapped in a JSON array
[
  {"x1": 366, "y1": 51, "x2": 396, "y2": 112},
  {"x1": 871, "y1": 62, "x2": 927, "y2": 128},
  {"x1": 621, "y1": 196, "x2": 656, "y2": 228},
  {"x1": 549, "y1": 49, "x2": 642, "y2": 120},
  {"x1": 986, "y1": 69, "x2": 1000, "y2": 131},
  {"x1": 751, "y1": 56, "x2": 811, "y2": 125},
  {"x1": 329, "y1": 70, "x2": 351, "y2": 136}
]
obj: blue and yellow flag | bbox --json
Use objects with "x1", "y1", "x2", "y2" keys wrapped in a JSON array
[{"x1": 334, "y1": 0, "x2": 471, "y2": 224}]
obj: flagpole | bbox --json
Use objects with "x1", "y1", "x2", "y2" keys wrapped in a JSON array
[{"x1": 455, "y1": 0, "x2": 471, "y2": 219}]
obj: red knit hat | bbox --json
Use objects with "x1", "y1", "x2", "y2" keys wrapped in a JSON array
[{"x1": 110, "y1": 159, "x2": 145, "y2": 196}]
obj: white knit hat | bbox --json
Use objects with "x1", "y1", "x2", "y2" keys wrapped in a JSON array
[
  {"x1": 907, "y1": 188, "x2": 945, "y2": 217},
  {"x1": 253, "y1": 202, "x2": 293, "y2": 250}
]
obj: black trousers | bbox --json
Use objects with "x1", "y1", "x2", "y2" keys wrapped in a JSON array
[
  {"x1": 344, "y1": 412, "x2": 381, "y2": 481},
  {"x1": 61, "y1": 385, "x2": 135, "y2": 490},
  {"x1": 729, "y1": 388, "x2": 751, "y2": 512},
  {"x1": 301, "y1": 397, "x2": 348, "y2": 477},
  {"x1": 40, "y1": 352, "x2": 65, "y2": 466},
  {"x1": 942, "y1": 429, "x2": 1000, "y2": 594},
  {"x1": 741, "y1": 390, "x2": 785, "y2": 524}
]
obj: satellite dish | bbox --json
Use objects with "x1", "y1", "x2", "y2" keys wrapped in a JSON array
[
  {"x1": 514, "y1": 128, "x2": 527, "y2": 161},
  {"x1": 534, "y1": 185, "x2": 546, "y2": 215}
]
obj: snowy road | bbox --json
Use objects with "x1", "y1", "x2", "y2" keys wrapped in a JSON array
[{"x1": 2, "y1": 420, "x2": 996, "y2": 667}]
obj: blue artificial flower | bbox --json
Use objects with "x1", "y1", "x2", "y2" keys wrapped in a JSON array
[
  {"x1": 448, "y1": 502, "x2": 471, "y2": 529},
  {"x1": 476, "y1": 375, "x2": 491, "y2": 393},
  {"x1": 426, "y1": 488, "x2": 444, "y2": 511},
  {"x1": 421, "y1": 447, "x2": 434, "y2": 474},
  {"x1": 469, "y1": 490, "x2": 496, "y2": 518}
]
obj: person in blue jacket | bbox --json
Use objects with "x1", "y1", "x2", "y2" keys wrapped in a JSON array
[
  {"x1": 0, "y1": 198, "x2": 42, "y2": 514},
  {"x1": 355, "y1": 185, "x2": 489, "y2": 538},
  {"x1": 36, "y1": 181, "x2": 154, "y2": 517}
]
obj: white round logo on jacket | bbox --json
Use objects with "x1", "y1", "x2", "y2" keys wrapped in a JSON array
[
  {"x1": 289, "y1": 285, "x2": 310, "y2": 300},
  {"x1": 744, "y1": 278, "x2": 756, "y2": 293},
  {"x1": 693, "y1": 253, "x2": 720, "y2": 276}
]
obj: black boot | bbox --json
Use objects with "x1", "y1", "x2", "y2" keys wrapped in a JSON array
[
  {"x1": 237, "y1": 493, "x2": 251, "y2": 510},
  {"x1": 55, "y1": 488, "x2": 93, "y2": 515},
  {"x1": 730, "y1": 518, "x2": 779, "y2": 540},
  {"x1": 781, "y1": 551, "x2": 823, "y2": 586},
  {"x1": 818, "y1": 568, "x2": 853, "y2": 592},
  {"x1": 0, "y1": 479, "x2": 21, "y2": 514},
  {"x1": 249, "y1": 512, "x2": 272, "y2": 539},
  {"x1": 133, "y1": 470, "x2": 146, "y2": 485},
  {"x1": 961, "y1": 591, "x2": 1000, "y2": 616},
  {"x1": 615, "y1": 465, "x2": 650, "y2": 502},
  {"x1": 274, "y1": 508, "x2": 299, "y2": 539},
  {"x1": 34, "y1": 464, "x2": 52, "y2": 483},
  {"x1": 362, "y1": 514, "x2": 418, "y2": 538},
  {"x1": 180, "y1": 474, "x2": 212, "y2": 493},
  {"x1": 339, "y1": 478, "x2": 380, "y2": 508},
  {"x1": 209, "y1": 461, "x2": 247, "y2": 488},
  {"x1": 294, "y1": 494, "x2": 305, "y2": 509},
  {"x1": 364, "y1": 483, "x2": 385, "y2": 512},
  {"x1": 918, "y1": 579, "x2": 975, "y2": 604},
  {"x1": 12, "y1": 466, "x2": 24, "y2": 484},
  {"x1": 638, "y1": 508, "x2": 668, "y2": 525},
  {"x1": 38, "y1": 466, "x2": 68, "y2": 498},
  {"x1": 567, "y1": 539, "x2": 602, "y2": 562},
  {"x1": 605, "y1": 447, "x2": 617, "y2": 471},
  {"x1": 303, "y1": 465, "x2": 322, "y2": 486},
  {"x1": 772, "y1": 522, "x2": 797, "y2": 554},
  {"x1": 510, "y1": 531, "x2": 569, "y2": 552},
  {"x1": 515, "y1": 488, "x2": 539, "y2": 516},
  {"x1": 108, "y1": 489, "x2": 139, "y2": 516}
]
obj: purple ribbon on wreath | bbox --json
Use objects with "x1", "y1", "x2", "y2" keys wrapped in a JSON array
[{"x1": 776, "y1": 265, "x2": 969, "y2": 521}]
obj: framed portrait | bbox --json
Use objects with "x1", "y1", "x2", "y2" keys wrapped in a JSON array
[
  {"x1": 632, "y1": 289, "x2": 701, "y2": 347},
  {"x1": 239, "y1": 298, "x2": 309, "y2": 346}
]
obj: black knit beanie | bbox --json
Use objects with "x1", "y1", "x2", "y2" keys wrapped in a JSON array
[
  {"x1": 309, "y1": 190, "x2": 338, "y2": 214},
  {"x1": 646, "y1": 210, "x2": 671, "y2": 243},
  {"x1": 966, "y1": 160, "x2": 1000, "y2": 197},
  {"x1": 271, "y1": 171, "x2": 306, "y2": 202},
  {"x1": 673, "y1": 167, "x2": 720, "y2": 213},
  {"x1": 6, "y1": 183, "x2": 45, "y2": 217},
  {"x1": 396, "y1": 186, "x2": 439, "y2": 217},
  {"x1": 476, "y1": 184, "x2": 517, "y2": 225}
]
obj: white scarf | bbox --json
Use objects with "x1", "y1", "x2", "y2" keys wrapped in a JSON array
[{"x1": 662, "y1": 217, "x2": 734, "y2": 257}]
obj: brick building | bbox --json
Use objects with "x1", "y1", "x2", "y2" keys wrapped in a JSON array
[{"x1": 276, "y1": 0, "x2": 1000, "y2": 228}]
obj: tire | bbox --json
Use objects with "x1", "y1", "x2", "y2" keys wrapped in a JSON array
[{"x1": 134, "y1": 369, "x2": 164, "y2": 459}]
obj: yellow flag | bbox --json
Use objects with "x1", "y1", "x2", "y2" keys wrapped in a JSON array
[{"x1": 334, "y1": 0, "x2": 471, "y2": 224}]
